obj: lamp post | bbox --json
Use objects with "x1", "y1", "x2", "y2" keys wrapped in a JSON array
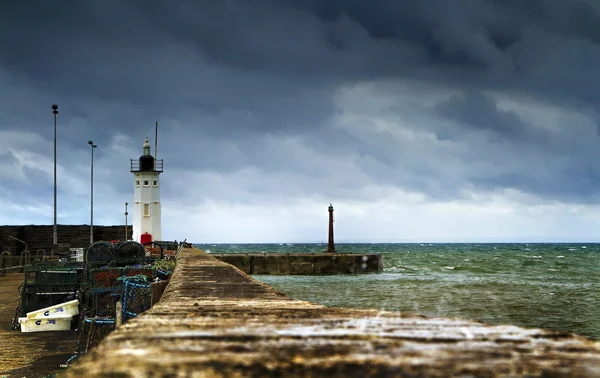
[
  {"x1": 52, "y1": 104, "x2": 58, "y2": 252},
  {"x1": 125, "y1": 202, "x2": 129, "y2": 240},
  {"x1": 88, "y1": 140, "x2": 97, "y2": 244}
]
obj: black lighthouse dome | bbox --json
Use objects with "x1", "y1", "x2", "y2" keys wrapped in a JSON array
[
  {"x1": 130, "y1": 136, "x2": 163, "y2": 173},
  {"x1": 138, "y1": 154, "x2": 155, "y2": 171}
]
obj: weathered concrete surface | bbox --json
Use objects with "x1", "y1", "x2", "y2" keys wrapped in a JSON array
[
  {"x1": 63, "y1": 248, "x2": 600, "y2": 377},
  {"x1": 212, "y1": 252, "x2": 383, "y2": 274},
  {"x1": 0, "y1": 272, "x2": 78, "y2": 377}
]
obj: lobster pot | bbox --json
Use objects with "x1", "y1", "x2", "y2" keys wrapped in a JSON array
[
  {"x1": 90, "y1": 267, "x2": 156, "y2": 291},
  {"x1": 86, "y1": 242, "x2": 116, "y2": 265},
  {"x1": 116, "y1": 241, "x2": 146, "y2": 265},
  {"x1": 92, "y1": 291, "x2": 120, "y2": 317},
  {"x1": 122, "y1": 279, "x2": 151, "y2": 320},
  {"x1": 144, "y1": 242, "x2": 164, "y2": 259},
  {"x1": 77, "y1": 317, "x2": 116, "y2": 354}
]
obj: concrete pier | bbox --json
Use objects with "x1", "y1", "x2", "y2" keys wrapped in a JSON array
[
  {"x1": 212, "y1": 253, "x2": 383, "y2": 274},
  {"x1": 63, "y1": 248, "x2": 600, "y2": 377}
]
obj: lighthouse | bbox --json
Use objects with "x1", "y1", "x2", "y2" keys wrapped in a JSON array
[{"x1": 130, "y1": 136, "x2": 163, "y2": 243}]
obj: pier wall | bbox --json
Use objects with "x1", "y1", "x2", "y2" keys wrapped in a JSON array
[
  {"x1": 63, "y1": 248, "x2": 600, "y2": 377},
  {"x1": 212, "y1": 253, "x2": 383, "y2": 274},
  {"x1": 0, "y1": 225, "x2": 126, "y2": 254}
]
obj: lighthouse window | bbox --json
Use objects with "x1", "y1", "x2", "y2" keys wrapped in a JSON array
[
  {"x1": 135, "y1": 180, "x2": 140, "y2": 187},
  {"x1": 153, "y1": 180, "x2": 158, "y2": 186},
  {"x1": 143, "y1": 180, "x2": 149, "y2": 186},
  {"x1": 143, "y1": 203, "x2": 150, "y2": 217}
]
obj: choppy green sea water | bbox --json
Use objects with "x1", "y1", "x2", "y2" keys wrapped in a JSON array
[{"x1": 194, "y1": 243, "x2": 600, "y2": 340}]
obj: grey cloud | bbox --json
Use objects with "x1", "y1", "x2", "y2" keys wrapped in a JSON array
[
  {"x1": 433, "y1": 90, "x2": 529, "y2": 140},
  {"x1": 2, "y1": 0, "x2": 600, "y2": 235}
]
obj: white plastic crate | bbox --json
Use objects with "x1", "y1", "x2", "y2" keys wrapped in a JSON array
[
  {"x1": 19, "y1": 316, "x2": 72, "y2": 332},
  {"x1": 26, "y1": 299, "x2": 79, "y2": 319}
]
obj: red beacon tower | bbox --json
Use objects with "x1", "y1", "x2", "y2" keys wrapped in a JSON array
[{"x1": 327, "y1": 204, "x2": 335, "y2": 253}]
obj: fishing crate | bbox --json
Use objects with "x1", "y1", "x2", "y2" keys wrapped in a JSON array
[
  {"x1": 25, "y1": 266, "x2": 79, "y2": 286},
  {"x1": 20, "y1": 288, "x2": 77, "y2": 316}
]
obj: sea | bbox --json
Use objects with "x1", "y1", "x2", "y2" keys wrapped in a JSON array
[{"x1": 194, "y1": 243, "x2": 599, "y2": 340}]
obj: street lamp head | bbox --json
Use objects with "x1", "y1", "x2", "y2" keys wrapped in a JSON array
[
  {"x1": 88, "y1": 141, "x2": 97, "y2": 148},
  {"x1": 52, "y1": 104, "x2": 58, "y2": 115}
]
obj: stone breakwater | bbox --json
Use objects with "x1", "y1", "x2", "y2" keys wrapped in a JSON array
[
  {"x1": 62, "y1": 248, "x2": 600, "y2": 377},
  {"x1": 212, "y1": 252, "x2": 383, "y2": 274}
]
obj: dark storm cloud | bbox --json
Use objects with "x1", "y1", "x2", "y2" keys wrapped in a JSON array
[
  {"x1": 434, "y1": 90, "x2": 530, "y2": 140},
  {"x1": 4, "y1": 0, "x2": 599, "y2": 120},
  {"x1": 2, "y1": 0, "x2": 600, "y2": 212},
  {"x1": 288, "y1": 0, "x2": 600, "y2": 109}
]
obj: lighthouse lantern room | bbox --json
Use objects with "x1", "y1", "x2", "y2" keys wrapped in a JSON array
[{"x1": 130, "y1": 136, "x2": 163, "y2": 243}]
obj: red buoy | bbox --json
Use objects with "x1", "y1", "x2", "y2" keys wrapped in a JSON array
[{"x1": 140, "y1": 232, "x2": 152, "y2": 245}]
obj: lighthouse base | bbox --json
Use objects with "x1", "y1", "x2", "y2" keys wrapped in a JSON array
[{"x1": 211, "y1": 253, "x2": 382, "y2": 275}]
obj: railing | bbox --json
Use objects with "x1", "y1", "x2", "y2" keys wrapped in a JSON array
[
  {"x1": 130, "y1": 159, "x2": 163, "y2": 172},
  {"x1": 1, "y1": 250, "x2": 51, "y2": 272},
  {"x1": 1, "y1": 254, "x2": 27, "y2": 271}
]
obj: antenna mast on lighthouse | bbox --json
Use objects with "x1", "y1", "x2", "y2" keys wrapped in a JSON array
[{"x1": 154, "y1": 121, "x2": 158, "y2": 170}]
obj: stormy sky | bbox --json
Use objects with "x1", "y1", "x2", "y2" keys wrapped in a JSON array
[{"x1": 2, "y1": 0, "x2": 600, "y2": 243}]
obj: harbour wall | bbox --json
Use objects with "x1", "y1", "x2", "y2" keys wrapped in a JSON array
[
  {"x1": 212, "y1": 253, "x2": 383, "y2": 274},
  {"x1": 0, "y1": 225, "x2": 383, "y2": 275},
  {"x1": 0, "y1": 225, "x2": 127, "y2": 254}
]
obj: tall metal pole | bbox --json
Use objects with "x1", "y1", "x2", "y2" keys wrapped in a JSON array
[
  {"x1": 125, "y1": 202, "x2": 129, "y2": 240},
  {"x1": 52, "y1": 104, "x2": 58, "y2": 251},
  {"x1": 88, "y1": 141, "x2": 97, "y2": 244}
]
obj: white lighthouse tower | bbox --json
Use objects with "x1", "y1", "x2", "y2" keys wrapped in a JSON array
[{"x1": 131, "y1": 136, "x2": 163, "y2": 243}]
